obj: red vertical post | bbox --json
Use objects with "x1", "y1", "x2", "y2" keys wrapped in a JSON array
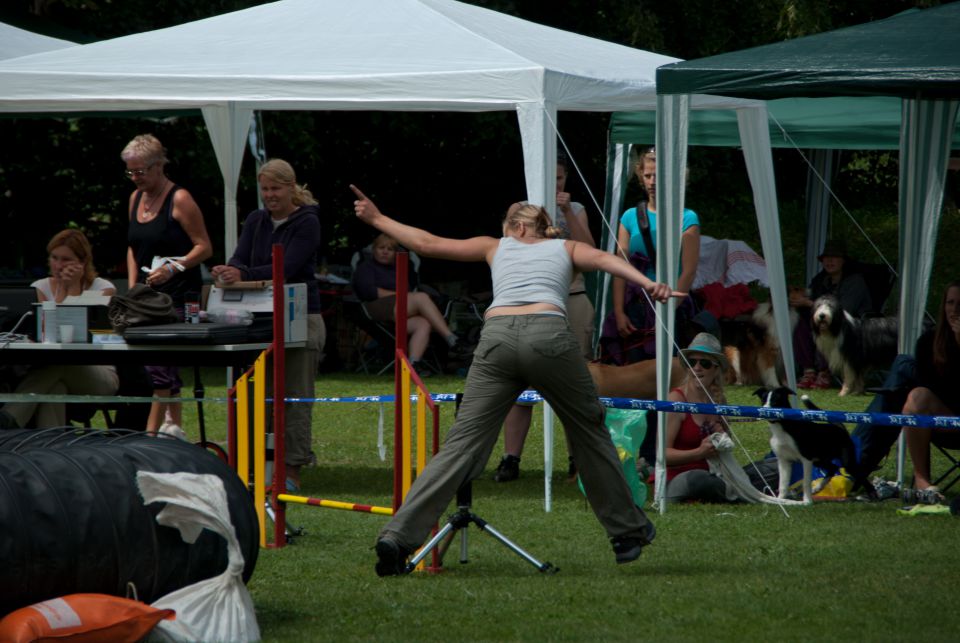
[
  {"x1": 393, "y1": 251, "x2": 409, "y2": 510},
  {"x1": 271, "y1": 243, "x2": 286, "y2": 546},
  {"x1": 227, "y1": 386, "x2": 237, "y2": 468}
]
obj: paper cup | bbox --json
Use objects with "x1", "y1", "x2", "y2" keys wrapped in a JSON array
[{"x1": 59, "y1": 324, "x2": 75, "y2": 344}]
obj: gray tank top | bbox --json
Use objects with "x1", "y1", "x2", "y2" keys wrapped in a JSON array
[{"x1": 489, "y1": 237, "x2": 572, "y2": 312}]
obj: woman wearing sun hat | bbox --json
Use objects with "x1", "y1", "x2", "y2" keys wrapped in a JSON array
[{"x1": 661, "y1": 332, "x2": 735, "y2": 503}]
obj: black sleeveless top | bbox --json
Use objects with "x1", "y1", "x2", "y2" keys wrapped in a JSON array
[{"x1": 128, "y1": 185, "x2": 202, "y2": 307}]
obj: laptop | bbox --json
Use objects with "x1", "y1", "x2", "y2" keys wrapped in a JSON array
[
  {"x1": 123, "y1": 322, "x2": 252, "y2": 345},
  {"x1": 0, "y1": 288, "x2": 39, "y2": 341}
]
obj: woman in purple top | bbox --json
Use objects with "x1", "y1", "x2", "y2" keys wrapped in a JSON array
[{"x1": 352, "y1": 233, "x2": 469, "y2": 375}]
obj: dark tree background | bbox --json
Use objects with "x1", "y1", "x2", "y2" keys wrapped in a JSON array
[{"x1": 0, "y1": 0, "x2": 948, "y2": 292}]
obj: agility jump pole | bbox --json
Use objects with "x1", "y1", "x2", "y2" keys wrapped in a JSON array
[
  {"x1": 272, "y1": 349, "x2": 439, "y2": 521},
  {"x1": 226, "y1": 244, "x2": 287, "y2": 547},
  {"x1": 391, "y1": 251, "x2": 443, "y2": 572},
  {"x1": 239, "y1": 251, "x2": 437, "y2": 549}
]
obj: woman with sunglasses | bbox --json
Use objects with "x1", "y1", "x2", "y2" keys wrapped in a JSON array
[
  {"x1": 121, "y1": 133, "x2": 212, "y2": 433},
  {"x1": 663, "y1": 332, "x2": 733, "y2": 503}
]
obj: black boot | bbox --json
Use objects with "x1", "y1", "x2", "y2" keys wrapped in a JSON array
[{"x1": 493, "y1": 454, "x2": 521, "y2": 482}]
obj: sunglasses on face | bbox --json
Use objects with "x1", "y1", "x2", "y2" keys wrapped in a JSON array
[
  {"x1": 124, "y1": 164, "x2": 154, "y2": 178},
  {"x1": 688, "y1": 358, "x2": 718, "y2": 369}
]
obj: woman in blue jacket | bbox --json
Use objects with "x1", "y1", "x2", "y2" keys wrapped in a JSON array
[{"x1": 212, "y1": 159, "x2": 325, "y2": 491}]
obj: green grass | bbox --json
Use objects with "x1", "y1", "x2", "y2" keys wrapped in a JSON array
[{"x1": 180, "y1": 370, "x2": 958, "y2": 642}]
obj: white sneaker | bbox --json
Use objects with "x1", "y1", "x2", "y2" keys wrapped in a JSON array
[{"x1": 158, "y1": 422, "x2": 188, "y2": 441}]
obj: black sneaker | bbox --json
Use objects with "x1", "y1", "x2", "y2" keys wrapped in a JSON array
[
  {"x1": 493, "y1": 454, "x2": 521, "y2": 482},
  {"x1": 611, "y1": 521, "x2": 656, "y2": 564},
  {"x1": 375, "y1": 539, "x2": 411, "y2": 577}
]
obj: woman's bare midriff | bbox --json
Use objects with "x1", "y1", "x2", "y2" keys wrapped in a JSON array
[{"x1": 484, "y1": 303, "x2": 564, "y2": 319}]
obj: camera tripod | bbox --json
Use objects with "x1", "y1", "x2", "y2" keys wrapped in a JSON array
[{"x1": 404, "y1": 482, "x2": 558, "y2": 574}]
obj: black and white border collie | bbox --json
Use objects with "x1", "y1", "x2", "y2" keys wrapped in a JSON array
[
  {"x1": 810, "y1": 294, "x2": 898, "y2": 396},
  {"x1": 755, "y1": 387, "x2": 875, "y2": 504}
]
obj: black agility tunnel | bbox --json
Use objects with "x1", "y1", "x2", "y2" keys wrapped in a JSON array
[{"x1": 0, "y1": 428, "x2": 258, "y2": 615}]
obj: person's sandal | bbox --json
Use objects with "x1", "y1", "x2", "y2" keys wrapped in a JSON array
[
  {"x1": 915, "y1": 486, "x2": 945, "y2": 505},
  {"x1": 813, "y1": 370, "x2": 833, "y2": 389},
  {"x1": 797, "y1": 370, "x2": 817, "y2": 389}
]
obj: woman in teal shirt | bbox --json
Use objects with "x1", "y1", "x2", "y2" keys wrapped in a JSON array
[{"x1": 612, "y1": 146, "x2": 700, "y2": 339}]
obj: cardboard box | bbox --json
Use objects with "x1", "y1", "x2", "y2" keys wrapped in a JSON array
[
  {"x1": 34, "y1": 303, "x2": 112, "y2": 343},
  {"x1": 206, "y1": 283, "x2": 306, "y2": 344}
]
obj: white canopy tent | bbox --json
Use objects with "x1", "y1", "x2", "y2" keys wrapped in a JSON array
[
  {"x1": 0, "y1": 21, "x2": 75, "y2": 60},
  {"x1": 0, "y1": 0, "x2": 758, "y2": 253},
  {"x1": 0, "y1": 0, "x2": 773, "y2": 509}
]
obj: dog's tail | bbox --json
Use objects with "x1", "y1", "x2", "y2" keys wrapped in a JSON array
[{"x1": 799, "y1": 394, "x2": 819, "y2": 410}]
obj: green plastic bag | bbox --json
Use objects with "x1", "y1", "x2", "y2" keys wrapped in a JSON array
[{"x1": 579, "y1": 408, "x2": 648, "y2": 508}]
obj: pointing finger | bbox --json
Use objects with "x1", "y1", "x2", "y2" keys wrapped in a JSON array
[{"x1": 349, "y1": 184, "x2": 367, "y2": 200}]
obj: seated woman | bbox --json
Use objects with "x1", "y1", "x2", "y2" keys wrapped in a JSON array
[
  {"x1": 902, "y1": 279, "x2": 960, "y2": 503},
  {"x1": 352, "y1": 232, "x2": 469, "y2": 375},
  {"x1": 663, "y1": 333, "x2": 735, "y2": 503},
  {"x1": 0, "y1": 230, "x2": 119, "y2": 429}
]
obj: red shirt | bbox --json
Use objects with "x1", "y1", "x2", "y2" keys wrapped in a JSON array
[{"x1": 666, "y1": 388, "x2": 710, "y2": 482}]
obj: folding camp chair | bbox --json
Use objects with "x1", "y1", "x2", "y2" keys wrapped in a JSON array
[{"x1": 931, "y1": 439, "x2": 960, "y2": 492}]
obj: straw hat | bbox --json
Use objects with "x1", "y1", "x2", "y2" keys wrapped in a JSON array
[{"x1": 680, "y1": 332, "x2": 728, "y2": 371}]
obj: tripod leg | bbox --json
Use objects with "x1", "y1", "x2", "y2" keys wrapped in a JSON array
[
  {"x1": 264, "y1": 500, "x2": 302, "y2": 538},
  {"x1": 459, "y1": 526, "x2": 469, "y2": 564},
  {"x1": 471, "y1": 515, "x2": 558, "y2": 574},
  {"x1": 405, "y1": 520, "x2": 458, "y2": 572}
]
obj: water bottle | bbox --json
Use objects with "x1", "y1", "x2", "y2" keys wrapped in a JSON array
[{"x1": 41, "y1": 301, "x2": 59, "y2": 343}]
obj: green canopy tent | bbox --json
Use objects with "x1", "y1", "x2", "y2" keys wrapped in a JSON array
[
  {"x1": 646, "y1": 2, "x2": 960, "y2": 507},
  {"x1": 607, "y1": 95, "x2": 960, "y2": 289}
]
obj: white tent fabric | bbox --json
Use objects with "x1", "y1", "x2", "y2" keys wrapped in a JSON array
[
  {"x1": 693, "y1": 236, "x2": 767, "y2": 290},
  {"x1": 643, "y1": 99, "x2": 795, "y2": 512},
  {"x1": 0, "y1": 0, "x2": 753, "y2": 252},
  {"x1": 0, "y1": 22, "x2": 75, "y2": 60},
  {"x1": 0, "y1": 0, "x2": 761, "y2": 510},
  {"x1": 897, "y1": 98, "x2": 959, "y2": 355}
]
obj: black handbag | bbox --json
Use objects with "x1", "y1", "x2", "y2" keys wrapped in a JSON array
[{"x1": 107, "y1": 283, "x2": 178, "y2": 332}]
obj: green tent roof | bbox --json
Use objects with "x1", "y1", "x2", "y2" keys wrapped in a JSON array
[
  {"x1": 655, "y1": 3, "x2": 960, "y2": 100},
  {"x1": 611, "y1": 95, "x2": 960, "y2": 149}
]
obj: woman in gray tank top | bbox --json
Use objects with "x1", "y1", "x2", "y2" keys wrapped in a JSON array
[{"x1": 350, "y1": 185, "x2": 681, "y2": 576}]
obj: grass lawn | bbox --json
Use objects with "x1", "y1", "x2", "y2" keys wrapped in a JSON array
[{"x1": 181, "y1": 369, "x2": 958, "y2": 642}]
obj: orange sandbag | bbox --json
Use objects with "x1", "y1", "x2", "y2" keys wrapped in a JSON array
[{"x1": 0, "y1": 593, "x2": 174, "y2": 642}]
